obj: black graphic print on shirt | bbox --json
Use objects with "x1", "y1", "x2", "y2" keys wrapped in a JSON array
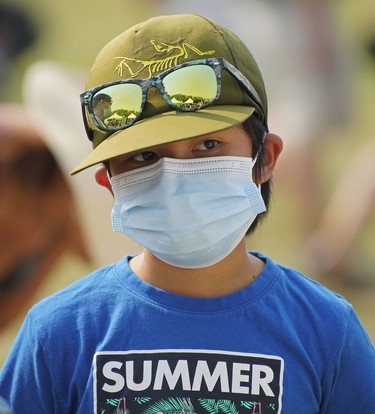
[{"x1": 94, "y1": 349, "x2": 284, "y2": 413}]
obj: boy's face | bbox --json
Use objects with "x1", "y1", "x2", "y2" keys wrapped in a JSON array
[{"x1": 108, "y1": 124, "x2": 253, "y2": 177}]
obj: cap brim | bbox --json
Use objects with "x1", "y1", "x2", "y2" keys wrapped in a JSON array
[{"x1": 71, "y1": 105, "x2": 255, "y2": 175}]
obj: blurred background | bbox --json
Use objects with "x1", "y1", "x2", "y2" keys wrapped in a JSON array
[{"x1": 1, "y1": 0, "x2": 374, "y2": 365}]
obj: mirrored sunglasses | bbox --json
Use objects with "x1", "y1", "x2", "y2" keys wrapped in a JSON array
[{"x1": 80, "y1": 57, "x2": 265, "y2": 141}]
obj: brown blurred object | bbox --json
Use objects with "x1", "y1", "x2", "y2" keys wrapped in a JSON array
[{"x1": 0, "y1": 103, "x2": 89, "y2": 330}]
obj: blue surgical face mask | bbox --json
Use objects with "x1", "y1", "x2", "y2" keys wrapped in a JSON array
[
  {"x1": 110, "y1": 156, "x2": 266, "y2": 268},
  {"x1": 103, "y1": 106, "x2": 112, "y2": 118}
]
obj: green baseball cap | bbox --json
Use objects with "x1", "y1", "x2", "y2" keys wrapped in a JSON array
[{"x1": 71, "y1": 14, "x2": 268, "y2": 175}]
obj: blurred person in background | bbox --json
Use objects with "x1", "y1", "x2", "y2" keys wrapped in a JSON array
[
  {"x1": 0, "y1": 4, "x2": 91, "y2": 368},
  {"x1": 0, "y1": 103, "x2": 91, "y2": 365},
  {"x1": 0, "y1": 2, "x2": 87, "y2": 370}
]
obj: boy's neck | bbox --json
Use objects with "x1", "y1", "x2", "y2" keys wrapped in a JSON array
[{"x1": 129, "y1": 240, "x2": 265, "y2": 298}]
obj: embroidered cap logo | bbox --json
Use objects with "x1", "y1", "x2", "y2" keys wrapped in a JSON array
[{"x1": 113, "y1": 40, "x2": 216, "y2": 78}]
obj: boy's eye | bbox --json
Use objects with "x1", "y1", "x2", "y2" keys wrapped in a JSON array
[
  {"x1": 196, "y1": 139, "x2": 219, "y2": 151},
  {"x1": 132, "y1": 151, "x2": 158, "y2": 162}
]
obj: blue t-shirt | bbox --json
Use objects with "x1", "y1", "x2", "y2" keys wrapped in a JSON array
[{"x1": 0, "y1": 253, "x2": 374, "y2": 413}]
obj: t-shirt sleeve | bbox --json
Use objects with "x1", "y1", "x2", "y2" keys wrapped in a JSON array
[
  {"x1": 0, "y1": 311, "x2": 61, "y2": 413},
  {"x1": 321, "y1": 308, "x2": 375, "y2": 412}
]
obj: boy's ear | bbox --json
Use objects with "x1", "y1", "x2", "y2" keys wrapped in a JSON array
[
  {"x1": 95, "y1": 165, "x2": 113, "y2": 195},
  {"x1": 260, "y1": 133, "x2": 283, "y2": 183}
]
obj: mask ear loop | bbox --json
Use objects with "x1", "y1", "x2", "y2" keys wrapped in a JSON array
[
  {"x1": 252, "y1": 132, "x2": 267, "y2": 191},
  {"x1": 252, "y1": 131, "x2": 267, "y2": 167}
]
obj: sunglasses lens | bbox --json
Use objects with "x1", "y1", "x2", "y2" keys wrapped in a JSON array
[
  {"x1": 163, "y1": 64, "x2": 218, "y2": 109},
  {"x1": 91, "y1": 83, "x2": 143, "y2": 130},
  {"x1": 85, "y1": 63, "x2": 219, "y2": 135}
]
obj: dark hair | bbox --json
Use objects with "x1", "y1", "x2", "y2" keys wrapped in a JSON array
[
  {"x1": 92, "y1": 93, "x2": 112, "y2": 107},
  {"x1": 242, "y1": 114, "x2": 271, "y2": 235}
]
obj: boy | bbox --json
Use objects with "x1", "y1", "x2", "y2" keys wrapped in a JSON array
[{"x1": 0, "y1": 14, "x2": 374, "y2": 413}]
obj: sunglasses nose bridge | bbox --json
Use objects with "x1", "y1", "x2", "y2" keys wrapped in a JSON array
[
  {"x1": 140, "y1": 77, "x2": 172, "y2": 119},
  {"x1": 142, "y1": 77, "x2": 168, "y2": 105},
  {"x1": 144, "y1": 78, "x2": 165, "y2": 98}
]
